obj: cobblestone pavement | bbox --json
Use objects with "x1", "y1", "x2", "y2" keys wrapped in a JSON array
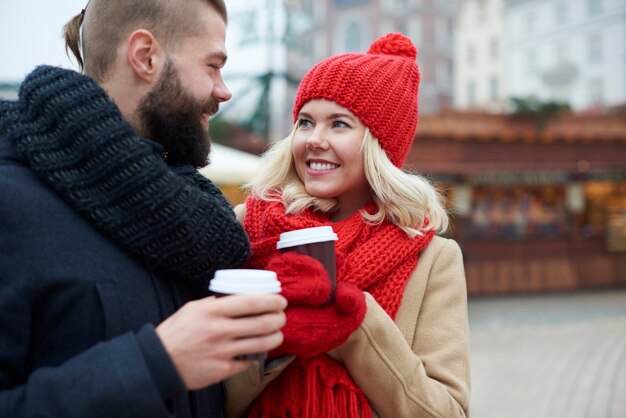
[{"x1": 468, "y1": 288, "x2": 626, "y2": 418}]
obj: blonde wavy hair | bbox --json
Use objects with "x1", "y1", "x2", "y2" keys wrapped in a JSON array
[{"x1": 246, "y1": 127, "x2": 449, "y2": 238}]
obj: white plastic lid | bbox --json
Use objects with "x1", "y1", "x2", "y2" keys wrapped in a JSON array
[
  {"x1": 276, "y1": 226, "x2": 338, "y2": 249},
  {"x1": 209, "y1": 269, "x2": 281, "y2": 294}
]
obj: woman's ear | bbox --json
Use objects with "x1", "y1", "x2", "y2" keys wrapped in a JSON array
[{"x1": 126, "y1": 29, "x2": 164, "y2": 82}]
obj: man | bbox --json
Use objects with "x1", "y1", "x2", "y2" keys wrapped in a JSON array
[{"x1": 0, "y1": 0, "x2": 285, "y2": 417}]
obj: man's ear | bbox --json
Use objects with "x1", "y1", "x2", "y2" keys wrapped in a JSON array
[{"x1": 126, "y1": 29, "x2": 164, "y2": 82}]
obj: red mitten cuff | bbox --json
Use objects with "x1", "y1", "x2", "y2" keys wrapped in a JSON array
[
  {"x1": 266, "y1": 252, "x2": 331, "y2": 305},
  {"x1": 278, "y1": 284, "x2": 366, "y2": 357}
]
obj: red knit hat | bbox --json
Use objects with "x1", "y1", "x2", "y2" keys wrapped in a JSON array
[{"x1": 293, "y1": 33, "x2": 420, "y2": 167}]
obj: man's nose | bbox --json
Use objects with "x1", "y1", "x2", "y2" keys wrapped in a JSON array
[{"x1": 213, "y1": 75, "x2": 232, "y2": 103}]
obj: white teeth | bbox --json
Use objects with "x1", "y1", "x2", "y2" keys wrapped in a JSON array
[{"x1": 310, "y1": 162, "x2": 339, "y2": 171}]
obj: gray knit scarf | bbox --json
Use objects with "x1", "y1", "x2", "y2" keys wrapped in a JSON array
[{"x1": 0, "y1": 65, "x2": 250, "y2": 287}]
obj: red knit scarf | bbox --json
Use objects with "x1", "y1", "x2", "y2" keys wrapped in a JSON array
[{"x1": 244, "y1": 197, "x2": 433, "y2": 418}]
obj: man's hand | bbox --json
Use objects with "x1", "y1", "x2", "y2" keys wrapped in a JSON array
[{"x1": 156, "y1": 294, "x2": 287, "y2": 390}]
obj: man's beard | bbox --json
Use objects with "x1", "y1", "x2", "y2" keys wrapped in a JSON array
[{"x1": 138, "y1": 59, "x2": 219, "y2": 168}]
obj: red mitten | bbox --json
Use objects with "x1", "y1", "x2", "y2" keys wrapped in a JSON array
[
  {"x1": 266, "y1": 252, "x2": 331, "y2": 305},
  {"x1": 276, "y1": 282, "x2": 366, "y2": 358}
]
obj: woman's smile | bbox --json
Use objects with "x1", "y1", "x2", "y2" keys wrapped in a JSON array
[{"x1": 307, "y1": 159, "x2": 340, "y2": 174}]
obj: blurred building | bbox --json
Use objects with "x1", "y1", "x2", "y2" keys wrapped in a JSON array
[
  {"x1": 0, "y1": 83, "x2": 19, "y2": 100},
  {"x1": 284, "y1": 0, "x2": 459, "y2": 129},
  {"x1": 455, "y1": 0, "x2": 508, "y2": 111},
  {"x1": 436, "y1": 0, "x2": 626, "y2": 296},
  {"x1": 506, "y1": 0, "x2": 626, "y2": 111},
  {"x1": 407, "y1": 110, "x2": 626, "y2": 295},
  {"x1": 455, "y1": 0, "x2": 626, "y2": 113}
]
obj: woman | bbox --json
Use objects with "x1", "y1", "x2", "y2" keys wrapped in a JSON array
[{"x1": 227, "y1": 33, "x2": 470, "y2": 418}]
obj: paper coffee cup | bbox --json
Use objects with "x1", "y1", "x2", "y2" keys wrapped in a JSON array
[
  {"x1": 209, "y1": 269, "x2": 281, "y2": 295},
  {"x1": 209, "y1": 269, "x2": 281, "y2": 360},
  {"x1": 276, "y1": 226, "x2": 338, "y2": 302}
]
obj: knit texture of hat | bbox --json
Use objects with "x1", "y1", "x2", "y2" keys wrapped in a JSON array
[{"x1": 293, "y1": 33, "x2": 420, "y2": 167}]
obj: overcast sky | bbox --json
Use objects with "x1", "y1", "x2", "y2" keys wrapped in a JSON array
[
  {"x1": 0, "y1": 0, "x2": 276, "y2": 82},
  {"x1": 0, "y1": 0, "x2": 84, "y2": 81}
]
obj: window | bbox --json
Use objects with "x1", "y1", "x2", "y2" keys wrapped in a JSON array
[
  {"x1": 437, "y1": 61, "x2": 450, "y2": 89},
  {"x1": 334, "y1": 0, "x2": 370, "y2": 6},
  {"x1": 313, "y1": 35, "x2": 327, "y2": 61},
  {"x1": 467, "y1": 45, "x2": 476, "y2": 66},
  {"x1": 526, "y1": 11, "x2": 535, "y2": 33},
  {"x1": 556, "y1": 41, "x2": 569, "y2": 65},
  {"x1": 490, "y1": 38, "x2": 499, "y2": 61},
  {"x1": 436, "y1": 18, "x2": 448, "y2": 50},
  {"x1": 345, "y1": 21, "x2": 363, "y2": 52},
  {"x1": 381, "y1": 0, "x2": 392, "y2": 10},
  {"x1": 408, "y1": 17, "x2": 422, "y2": 46},
  {"x1": 478, "y1": 0, "x2": 487, "y2": 23},
  {"x1": 467, "y1": 81, "x2": 476, "y2": 106},
  {"x1": 382, "y1": 0, "x2": 415, "y2": 12},
  {"x1": 395, "y1": 20, "x2": 407, "y2": 35},
  {"x1": 301, "y1": 0, "x2": 314, "y2": 17},
  {"x1": 379, "y1": 20, "x2": 394, "y2": 37},
  {"x1": 585, "y1": 182, "x2": 626, "y2": 240},
  {"x1": 490, "y1": 76, "x2": 499, "y2": 100},
  {"x1": 555, "y1": 2, "x2": 568, "y2": 25},
  {"x1": 300, "y1": 37, "x2": 313, "y2": 58},
  {"x1": 588, "y1": 77, "x2": 604, "y2": 104},
  {"x1": 526, "y1": 50, "x2": 537, "y2": 74},
  {"x1": 469, "y1": 186, "x2": 571, "y2": 240},
  {"x1": 588, "y1": 33, "x2": 603, "y2": 63},
  {"x1": 239, "y1": 12, "x2": 259, "y2": 45},
  {"x1": 447, "y1": 19, "x2": 454, "y2": 50},
  {"x1": 587, "y1": 0, "x2": 602, "y2": 16}
]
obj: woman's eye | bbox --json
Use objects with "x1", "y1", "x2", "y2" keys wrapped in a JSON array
[
  {"x1": 297, "y1": 118, "x2": 312, "y2": 128},
  {"x1": 332, "y1": 120, "x2": 349, "y2": 128}
]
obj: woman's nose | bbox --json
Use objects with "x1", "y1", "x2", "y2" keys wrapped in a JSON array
[{"x1": 305, "y1": 128, "x2": 328, "y2": 150}]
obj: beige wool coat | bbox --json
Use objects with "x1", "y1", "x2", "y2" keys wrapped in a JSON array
[{"x1": 227, "y1": 205, "x2": 471, "y2": 418}]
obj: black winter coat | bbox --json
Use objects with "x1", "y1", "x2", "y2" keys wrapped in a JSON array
[{"x1": 0, "y1": 135, "x2": 225, "y2": 418}]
